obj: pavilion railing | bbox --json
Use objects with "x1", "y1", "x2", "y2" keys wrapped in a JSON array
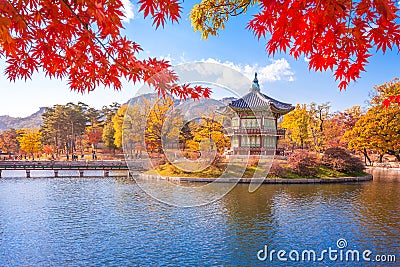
[{"x1": 227, "y1": 128, "x2": 286, "y2": 136}]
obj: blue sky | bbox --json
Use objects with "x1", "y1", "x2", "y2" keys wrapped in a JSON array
[{"x1": 0, "y1": 0, "x2": 399, "y2": 117}]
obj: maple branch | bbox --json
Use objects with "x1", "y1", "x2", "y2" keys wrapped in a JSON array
[
  {"x1": 58, "y1": 0, "x2": 132, "y2": 73},
  {"x1": 210, "y1": 0, "x2": 251, "y2": 16},
  {"x1": 5, "y1": 0, "x2": 29, "y2": 28}
]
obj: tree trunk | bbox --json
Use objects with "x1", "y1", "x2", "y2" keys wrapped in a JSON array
[
  {"x1": 363, "y1": 148, "x2": 372, "y2": 166},
  {"x1": 379, "y1": 154, "x2": 384, "y2": 163}
]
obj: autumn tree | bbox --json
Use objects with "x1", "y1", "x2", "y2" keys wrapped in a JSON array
[
  {"x1": 0, "y1": 128, "x2": 19, "y2": 154},
  {"x1": 82, "y1": 107, "x2": 103, "y2": 150},
  {"x1": 102, "y1": 122, "x2": 116, "y2": 153},
  {"x1": 324, "y1": 106, "x2": 363, "y2": 149},
  {"x1": 84, "y1": 126, "x2": 103, "y2": 150},
  {"x1": 191, "y1": 0, "x2": 400, "y2": 91},
  {"x1": 40, "y1": 103, "x2": 87, "y2": 155},
  {"x1": 308, "y1": 102, "x2": 330, "y2": 151},
  {"x1": 346, "y1": 105, "x2": 400, "y2": 162},
  {"x1": 144, "y1": 97, "x2": 183, "y2": 153},
  {"x1": 122, "y1": 99, "x2": 154, "y2": 155},
  {"x1": 102, "y1": 102, "x2": 121, "y2": 123},
  {"x1": 191, "y1": 117, "x2": 231, "y2": 154},
  {"x1": 179, "y1": 121, "x2": 196, "y2": 151},
  {"x1": 101, "y1": 102, "x2": 120, "y2": 153},
  {"x1": 17, "y1": 128, "x2": 42, "y2": 159},
  {"x1": 281, "y1": 104, "x2": 310, "y2": 149},
  {"x1": 0, "y1": 0, "x2": 210, "y2": 99},
  {"x1": 112, "y1": 104, "x2": 128, "y2": 149},
  {"x1": 345, "y1": 79, "x2": 400, "y2": 162},
  {"x1": 2, "y1": 0, "x2": 399, "y2": 100}
]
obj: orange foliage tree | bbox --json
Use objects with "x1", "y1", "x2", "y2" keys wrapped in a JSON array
[
  {"x1": 0, "y1": 0, "x2": 210, "y2": 99},
  {"x1": 191, "y1": 0, "x2": 400, "y2": 91},
  {"x1": 1, "y1": 0, "x2": 399, "y2": 100}
]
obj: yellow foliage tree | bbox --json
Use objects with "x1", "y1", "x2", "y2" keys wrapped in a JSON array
[
  {"x1": 281, "y1": 104, "x2": 310, "y2": 149},
  {"x1": 123, "y1": 99, "x2": 154, "y2": 154},
  {"x1": 112, "y1": 105, "x2": 128, "y2": 148},
  {"x1": 345, "y1": 79, "x2": 400, "y2": 162},
  {"x1": 191, "y1": 117, "x2": 231, "y2": 154},
  {"x1": 346, "y1": 106, "x2": 400, "y2": 162},
  {"x1": 17, "y1": 128, "x2": 42, "y2": 159},
  {"x1": 190, "y1": 0, "x2": 257, "y2": 39},
  {"x1": 145, "y1": 97, "x2": 183, "y2": 153}
]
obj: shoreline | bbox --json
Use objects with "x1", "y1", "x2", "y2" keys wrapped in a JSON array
[
  {"x1": 0, "y1": 160, "x2": 379, "y2": 183},
  {"x1": 138, "y1": 173, "x2": 373, "y2": 184}
]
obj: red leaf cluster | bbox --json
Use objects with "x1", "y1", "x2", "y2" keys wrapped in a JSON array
[
  {"x1": 248, "y1": 0, "x2": 400, "y2": 90},
  {"x1": 383, "y1": 95, "x2": 400, "y2": 106},
  {"x1": 0, "y1": 0, "x2": 210, "y2": 100},
  {"x1": 138, "y1": 0, "x2": 181, "y2": 28}
]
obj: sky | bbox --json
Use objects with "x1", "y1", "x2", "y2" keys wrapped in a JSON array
[{"x1": 0, "y1": 1, "x2": 399, "y2": 117}]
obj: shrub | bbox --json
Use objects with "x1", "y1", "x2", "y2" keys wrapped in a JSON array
[
  {"x1": 268, "y1": 161, "x2": 288, "y2": 178},
  {"x1": 322, "y1": 147, "x2": 365, "y2": 173},
  {"x1": 287, "y1": 149, "x2": 320, "y2": 177}
]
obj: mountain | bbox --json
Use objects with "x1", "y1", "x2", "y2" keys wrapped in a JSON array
[
  {"x1": 126, "y1": 93, "x2": 228, "y2": 118},
  {"x1": 0, "y1": 94, "x2": 232, "y2": 132},
  {"x1": 0, "y1": 107, "x2": 46, "y2": 132},
  {"x1": 125, "y1": 93, "x2": 181, "y2": 106}
]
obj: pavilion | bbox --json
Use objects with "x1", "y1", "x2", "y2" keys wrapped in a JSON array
[{"x1": 222, "y1": 73, "x2": 294, "y2": 155}]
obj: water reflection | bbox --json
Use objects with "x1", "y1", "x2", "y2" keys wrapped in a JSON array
[{"x1": 0, "y1": 175, "x2": 399, "y2": 266}]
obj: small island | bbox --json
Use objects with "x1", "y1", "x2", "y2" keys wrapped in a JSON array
[{"x1": 140, "y1": 75, "x2": 372, "y2": 184}]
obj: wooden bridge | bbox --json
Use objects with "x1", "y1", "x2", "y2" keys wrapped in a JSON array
[{"x1": 0, "y1": 160, "x2": 145, "y2": 178}]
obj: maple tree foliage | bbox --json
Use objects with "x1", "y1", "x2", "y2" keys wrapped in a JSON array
[
  {"x1": 344, "y1": 78, "x2": 400, "y2": 162},
  {"x1": 191, "y1": 0, "x2": 400, "y2": 90},
  {"x1": 0, "y1": 0, "x2": 210, "y2": 99}
]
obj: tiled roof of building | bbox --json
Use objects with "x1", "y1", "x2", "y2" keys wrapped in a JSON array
[{"x1": 228, "y1": 73, "x2": 294, "y2": 114}]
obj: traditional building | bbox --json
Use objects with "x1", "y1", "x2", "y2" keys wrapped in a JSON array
[{"x1": 222, "y1": 73, "x2": 294, "y2": 155}]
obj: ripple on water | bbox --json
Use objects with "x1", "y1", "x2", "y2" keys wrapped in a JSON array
[{"x1": 0, "y1": 177, "x2": 399, "y2": 266}]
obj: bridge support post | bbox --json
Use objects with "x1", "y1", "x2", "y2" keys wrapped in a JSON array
[
  {"x1": 0, "y1": 170, "x2": 2, "y2": 178},
  {"x1": 79, "y1": 170, "x2": 84, "y2": 177},
  {"x1": 54, "y1": 170, "x2": 58, "y2": 178},
  {"x1": 26, "y1": 170, "x2": 31, "y2": 178},
  {"x1": 104, "y1": 170, "x2": 109, "y2": 177}
]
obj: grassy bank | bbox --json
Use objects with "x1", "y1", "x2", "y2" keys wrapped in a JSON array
[{"x1": 147, "y1": 162, "x2": 368, "y2": 179}]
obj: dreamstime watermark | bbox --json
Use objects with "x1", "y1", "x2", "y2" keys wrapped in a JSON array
[
  {"x1": 122, "y1": 62, "x2": 276, "y2": 207},
  {"x1": 257, "y1": 238, "x2": 397, "y2": 263}
]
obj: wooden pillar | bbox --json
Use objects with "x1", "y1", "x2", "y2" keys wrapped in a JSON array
[
  {"x1": 104, "y1": 170, "x2": 109, "y2": 177},
  {"x1": 54, "y1": 170, "x2": 58, "y2": 178},
  {"x1": 26, "y1": 170, "x2": 31, "y2": 178},
  {"x1": 79, "y1": 170, "x2": 84, "y2": 177},
  {"x1": 0, "y1": 170, "x2": 2, "y2": 178}
]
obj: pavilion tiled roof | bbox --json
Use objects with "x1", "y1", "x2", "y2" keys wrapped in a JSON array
[{"x1": 228, "y1": 73, "x2": 294, "y2": 114}]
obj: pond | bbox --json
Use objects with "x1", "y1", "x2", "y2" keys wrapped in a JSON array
[{"x1": 0, "y1": 170, "x2": 399, "y2": 266}]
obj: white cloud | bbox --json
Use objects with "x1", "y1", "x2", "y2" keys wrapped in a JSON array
[
  {"x1": 121, "y1": 0, "x2": 135, "y2": 23},
  {"x1": 200, "y1": 58, "x2": 295, "y2": 83},
  {"x1": 160, "y1": 54, "x2": 173, "y2": 62}
]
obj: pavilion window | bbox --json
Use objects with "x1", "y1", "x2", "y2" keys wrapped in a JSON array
[
  {"x1": 242, "y1": 136, "x2": 250, "y2": 147},
  {"x1": 232, "y1": 118, "x2": 239, "y2": 129},
  {"x1": 232, "y1": 136, "x2": 239, "y2": 147},
  {"x1": 264, "y1": 118, "x2": 275, "y2": 130},
  {"x1": 242, "y1": 118, "x2": 258, "y2": 129},
  {"x1": 255, "y1": 136, "x2": 260, "y2": 147},
  {"x1": 264, "y1": 136, "x2": 275, "y2": 148}
]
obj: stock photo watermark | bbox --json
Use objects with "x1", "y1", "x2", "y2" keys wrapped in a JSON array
[
  {"x1": 122, "y1": 62, "x2": 275, "y2": 207},
  {"x1": 257, "y1": 238, "x2": 397, "y2": 263}
]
